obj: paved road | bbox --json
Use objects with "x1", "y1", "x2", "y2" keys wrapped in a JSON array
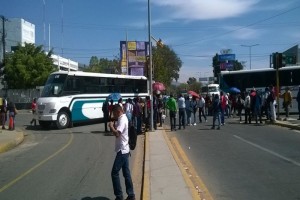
[
  {"x1": 166, "y1": 116, "x2": 300, "y2": 200},
  {"x1": 0, "y1": 111, "x2": 144, "y2": 200}
]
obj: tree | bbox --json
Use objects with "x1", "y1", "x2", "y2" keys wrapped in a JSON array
[
  {"x1": 233, "y1": 60, "x2": 244, "y2": 71},
  {"x1": 87, "y1": 56, "x2": 99, "y2": 72},
  {"x1": 152, "y1": 45, "x2": 182, "y2": 87},
  {"x1": 85, "y1": 56, "x2": 120, "y2": 74},
  {"x1": 186, "y1": 77, "x2": 202, "y2": 93},
  {"x1": 4, "y1": 43, "x2": 55, "y2": 89},
  {"x1": 187, "y1": 77, "x2": 197, "y2": 85}
]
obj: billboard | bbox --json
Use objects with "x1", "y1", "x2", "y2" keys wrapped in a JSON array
[
  {"x1": 120, "y1": 41, "x2": 150, "y2": 76},
  {"x1": 218, "y1": 54, "x2": 235, "y2": 62},
  {"x1": 220, "y1": 62, "x2": 234, "y2": 71},
  {"x1": 218, "y1": 53, "x2": 235, "y2": 71}
]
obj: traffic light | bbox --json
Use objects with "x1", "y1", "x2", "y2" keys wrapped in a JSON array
[
  {"x1": 272, "y1": 52, "x2": 286, "y2": 69},
  {"x1": 157, "y1": 39, "x2": 164, "y2": 48},
  {"x1": 272, "y1": 52, "x2": 278, "y2": 69},
  {"x1": 279, "y1": 53, "x2": 286, "y2": 68}
]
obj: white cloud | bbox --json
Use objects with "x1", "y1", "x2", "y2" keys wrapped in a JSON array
[
  {"x1": 221, "y1": 25, "x2": 262, "y2": 40},
  {"x1": 151, "y1": 0, "x2": 260, "y2": 20}
]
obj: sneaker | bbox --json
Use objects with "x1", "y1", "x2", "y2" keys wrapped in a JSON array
[
  {"x1": 193, "y1": 123, "x2": 196, "y2": 126},
  {"x1": 217, "y1": 127, "x2": 220, "y2": 130},
  {"x1": 211, "y1": 126, "x2": 215, "y2": 129}
]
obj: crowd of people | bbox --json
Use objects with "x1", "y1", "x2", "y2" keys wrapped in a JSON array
[
  {"x1": 162, "y1": 84, "x2": 300, "y2": 131},
  {"x1": 102, "y1": 85, "x2": 300, "y2": 134},
  {"x1": 102, "y1": 94, "x2": 166, "y2": 135}
]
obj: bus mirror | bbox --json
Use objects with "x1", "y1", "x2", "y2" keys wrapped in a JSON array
[{"x1": 53, "y1": 86, "x2": 59, "y2": 95}]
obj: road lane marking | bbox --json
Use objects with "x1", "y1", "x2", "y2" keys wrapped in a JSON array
[
  {"x1": 0, "y1": 131, "x2": 74, "y2": 193},
  {"x1": 233, "y1": 135, "x2": 300, "y2": 167}
]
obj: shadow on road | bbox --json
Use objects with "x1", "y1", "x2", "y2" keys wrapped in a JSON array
[{"x1": 81, "y1": 197, "x2": 110, "y2": 200}]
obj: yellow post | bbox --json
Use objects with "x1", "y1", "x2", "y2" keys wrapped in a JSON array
[{"x1": 276, "y1": 65, "x2": 280, "y2": 120}]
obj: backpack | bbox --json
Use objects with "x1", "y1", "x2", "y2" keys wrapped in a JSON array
[{"x1": 128, "y1": 125, "x2": 137, "y2": 150}]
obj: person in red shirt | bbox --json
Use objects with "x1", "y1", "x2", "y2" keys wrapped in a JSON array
[{"x1": 30, "y1": 98, "x2": 37, "y2": 126}]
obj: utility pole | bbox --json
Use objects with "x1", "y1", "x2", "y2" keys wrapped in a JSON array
[
  {"x1": 241, "y1": 44, "x2": 259, "y2": 70},
  {"x1": 148, "y1": 0, "x2": 154, "y2": 131},
  {"x1": 1, "y1": 15, "x2": 7, "y2": 65}
]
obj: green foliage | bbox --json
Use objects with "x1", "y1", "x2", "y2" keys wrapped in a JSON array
[
  {"x1": 233, "y1": 60, "x2": 244, "y2": 70},
  {"x1": 4, "y1": 43, "x2": 55, "y2": 89},
  {"x1": 188, "y1": 81, "x2": 202, "y2": 93},
  {"x1": 187, "y1": 77, "x2": 197, "y2": 85},
  {"x1": 85, "y1": 57, "x2": 120, "y2": 74},
  {"x1": 152, "y1": 45, "x2": 182, "y2": 87}
]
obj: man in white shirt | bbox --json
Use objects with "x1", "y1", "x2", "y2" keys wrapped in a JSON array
[
  {"x1": 198, "y1": 95, "x2": 207, "y2": 123},
  {"x1": 177, "y1": 94, "x2": 186, "y2": 129},
  {"x1": 109, "y1": 104, "x2": 135, "y2": 200}
]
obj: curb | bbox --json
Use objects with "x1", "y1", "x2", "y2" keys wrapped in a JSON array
[
  {"x1": 142, "y1": 131, "x2": 150, "y2": 200},
  {"x1": 0, "y1": 131, "x2": 24, "y2": 154},
  {"x1": 274, "y1": 121, "x2": 300, "y2": 131}
]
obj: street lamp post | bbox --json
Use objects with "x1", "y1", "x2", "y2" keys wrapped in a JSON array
[
  {"x1": 148, "y1": 0, "x2": 154, "y2": 131},
  {"x1": 241, "y1": 44, "x2": 259, "y2": 70}
]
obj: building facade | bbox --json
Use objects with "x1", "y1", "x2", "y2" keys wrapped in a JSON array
[
  {"x1": 0, "y1": 18, "x2": 35, "y2": 61},
  {"x1": 283, "y1": 45, "x2": 300, "y2": 65},
  {"x1": 1, "y1": 18, "x2": 78, "y2": 71}
]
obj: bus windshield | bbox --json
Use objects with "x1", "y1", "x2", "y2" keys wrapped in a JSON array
[
  {"x1": 41, "y1": 74, "x2": 67, "y2": 97},
  {"x1": 201, "y1": 85, "x2": 219, "y2": 93}
]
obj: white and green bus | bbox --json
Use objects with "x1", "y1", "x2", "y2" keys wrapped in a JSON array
[{"x1": 37, "y1": 71, "x2": 149, "y2": 129}]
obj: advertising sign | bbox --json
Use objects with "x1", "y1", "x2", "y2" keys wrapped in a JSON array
[
  {"x1": 218, "y1": 54, "x2": 235, "y2": 62},
  {"x1": 220, "y1": 62, "x2": 234, "y2": 71},
  {"x1": 120, "y1": 41, "x2": 149, "y2": 76}
]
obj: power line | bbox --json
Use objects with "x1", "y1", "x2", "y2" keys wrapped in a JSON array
[{"x1": 173, "y1": 4, "x2": 300, "y2": 47}]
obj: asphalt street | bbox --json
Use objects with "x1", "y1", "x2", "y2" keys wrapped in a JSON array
[{"x1": 166, "y1": 115, "x2": 300, "y2": 200}]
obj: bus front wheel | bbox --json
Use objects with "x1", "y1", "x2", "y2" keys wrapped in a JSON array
[{"x1": 56, "y1": 111, "x2": 70, "y2": 129}]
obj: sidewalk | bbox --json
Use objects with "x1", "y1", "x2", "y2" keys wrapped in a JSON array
[
  {"x1": 273, "y1": 115, "x2": 300, "y2": 130},
  {"x1": 143, "y1": 127, "x2": 194, "y2": 200},
  {"x1": 0, "y1": 127, "x2": 24, "y2": 154}
]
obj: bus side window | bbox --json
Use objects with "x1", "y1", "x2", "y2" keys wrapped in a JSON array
[{"x1": 62, "y1": 77, "x2": 80, "y2": 94}]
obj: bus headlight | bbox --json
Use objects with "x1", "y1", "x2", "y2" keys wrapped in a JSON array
[{"x1": 49, "y1": 109, "x2": 57, "y2": 114}]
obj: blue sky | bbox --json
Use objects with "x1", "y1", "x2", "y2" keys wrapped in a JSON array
[{"x1": 1, "y1": 0, "x2": 300, "y2": 82}]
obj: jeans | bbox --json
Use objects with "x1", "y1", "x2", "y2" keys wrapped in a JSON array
[
  {"x1": 212, "y1": 111, "x2": 221, "y2": 128},
  {"x1": 111, "y1": 151, "x2": 135, "y2": 199},
  {"x1": 220, "y1": 108, "x2": 225, "y2": 124},
  {"x1": 169, "y1": 110, "x2": 176, "y2": 130},
  {"x1": 198, "y1": 107, "x2": 207, "y2": 122},
  {"x1": 134, "y1": 116, "x2": 142, "y2": 134},
  {"x1": 186, "y1": 110, "x2": 192, "y2": 125},
  {"x1": 245, "y1": 107, "x2": 251, "y2": 123},
  {"x1": 283, "y1": 102, "x2": 290, "y2": 118},
  {"x1": 103, "y1": 112, "x2": 109, "y2": 131},
  {"x1": 178, "y1": 108, "x2": 185, "y2": 129},
  {"x1": 192, "y1": 111, "x2": 197, "y2": 124}
]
